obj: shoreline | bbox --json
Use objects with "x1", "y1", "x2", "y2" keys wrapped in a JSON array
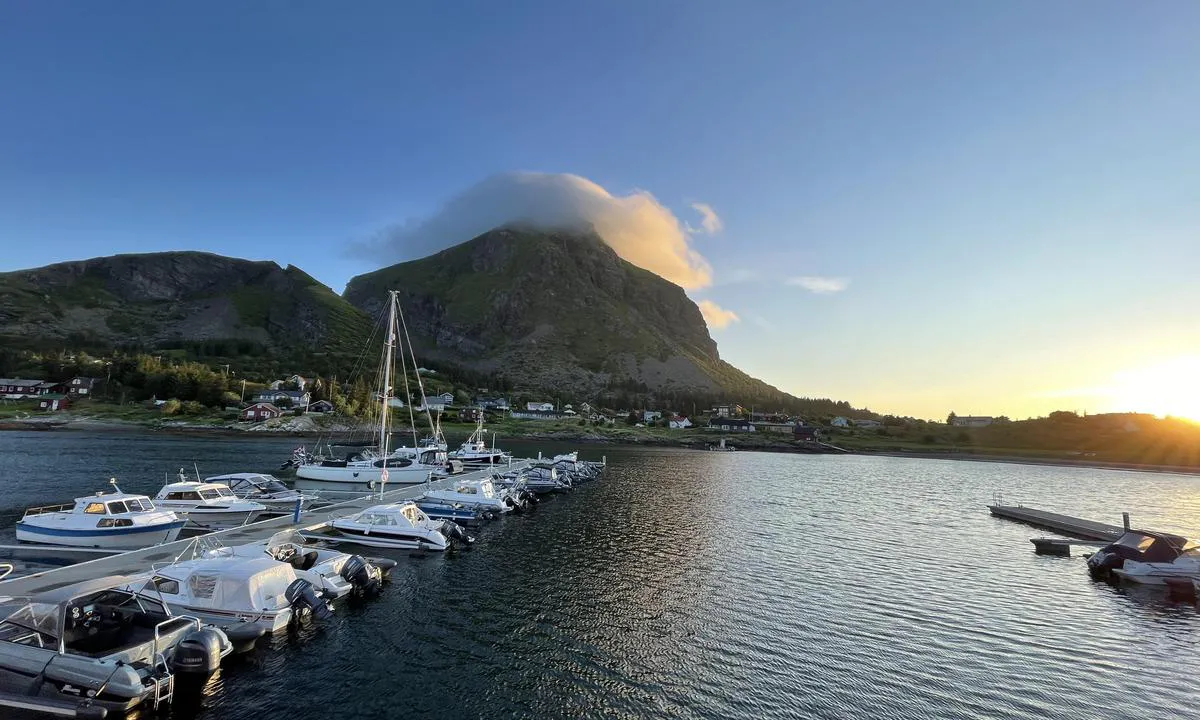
[{"x1": 4, "y1": 416, "x2": 1199, "y2": 476}]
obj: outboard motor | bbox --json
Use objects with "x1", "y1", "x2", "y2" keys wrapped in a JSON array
[
  {"x1": 339, "y1": 555, "x2": 383, "y2": 597},
  {"x1": 171, "y1": 627, "x2": 228, "y2": 677},
  {"x1": 439, "y1": 521, "x2": 476, "y2": 548},
  {"x1": 285, "y1": 578, "x2": 334, "y2": 625}
]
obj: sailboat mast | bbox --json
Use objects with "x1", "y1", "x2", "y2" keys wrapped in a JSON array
[{"x1": 379, "y1": 291, "x2": 398, "y2": 456}]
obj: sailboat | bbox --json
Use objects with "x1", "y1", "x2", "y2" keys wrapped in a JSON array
[{"x1": 294, "y1": 291, "x2": 446, "y2": 492}]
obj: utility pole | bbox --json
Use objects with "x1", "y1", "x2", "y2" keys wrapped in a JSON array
[
  {"x1": 218, "y1": 364, "x2": 230, "y2": 377},
  {"x1": 240, "y1": 378, "x2": 247, "y2": 404}
]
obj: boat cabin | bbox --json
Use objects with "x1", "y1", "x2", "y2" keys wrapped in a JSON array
[
  {"x1": 156, "y1": 481, "x2": 239, "y2": 503},
  {"x1": 23, "y1": 492, "x2": 159, "y2": 523},
  {"x1": 354, "y1": 503, "x2": 429, "y2": 528},
  {"x1": 1099, "y1": 530, "x2": 1197, "y2": 564},
  {"x1": 207, "y1": 473, "x2": 291, "y2": 496},
  {"x1": 144, "y1": 556, "x2": 296, "y2": 613}
]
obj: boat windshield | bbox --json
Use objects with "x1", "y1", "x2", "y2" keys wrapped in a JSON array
[
  {"x1": 108, "y1": 498, "x2": 150, "y2": 513},
  {"x1": 199, "y1": 487, "x2": 236, "y2": 500},
  {"x1": 259, "y1": 479, "x2": 289, "y2": 493},
  {"x1": 1, "y1": 601, "x2": 60, "y2": 639}
]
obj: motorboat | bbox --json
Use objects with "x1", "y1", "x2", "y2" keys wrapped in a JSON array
[
  {"x1": 206, "y1": 531, "x2": 394, "y2": 599},
  {"x1": 130, "y1": 555, "x2": 332, "y2": 635},
  {"x1": 15, "y1": 481, "x2": 186, "y2": 549},
  {"x1": 1087, "y1": 529, "x2": 1198, "y2": 580},
  {"x1": 420, "y1": 477, "x2": 510, "y2": 515},
  {"x1": 448, "y1": 417, "x2": 510, "y2": 467},
  {"x1": 153, "y1": 480, "x2": 267, "y2": 529},
  {"x1": 0, "y1": 576, "x2": 236, "y2": 716},
  {"x1": 205, "y1": 472, "x2": 317, "y2": 513},
  {"x1": 413, "y1": 499, "x2": 488, "y2": 526},
  {"x1": 500, "y1": 466, "x2": 568, "y2": 495},
  {"x1": 329, "y1": 502, "x2": 474, "y2": 551}
]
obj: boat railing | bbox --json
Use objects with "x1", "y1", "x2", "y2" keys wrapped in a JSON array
[{"x1": 20, "y1": 503, "x2": 75, "y2": 519}]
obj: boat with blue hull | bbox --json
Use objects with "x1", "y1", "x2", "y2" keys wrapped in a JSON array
[
  {"x1": 414, "y1": 500, "x2": 488, "y2": 526},
  {"x1": 16, "y1": 481, "x2": 187, "y2": 550}
]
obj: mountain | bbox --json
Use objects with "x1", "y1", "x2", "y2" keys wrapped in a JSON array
[
  {"x1": 0, "y1": 251, "x2": 371, "y2": 355},
  {"x1": 344, "y1": 226, "x2": 796, "y2": 402}
]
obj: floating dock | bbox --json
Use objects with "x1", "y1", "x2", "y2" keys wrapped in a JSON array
[
  {"x1": 0, "y1": 460, "x2": 531, "y2": 597},
  {"x1": 987, "y1": 504, "x2": 1126, "y2": 541}
]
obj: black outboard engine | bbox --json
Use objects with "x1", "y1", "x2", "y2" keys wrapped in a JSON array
[
  {"x1": 340, "y1": 555, "x2": 383, "y2": 597},
  {"x1": 171, "y1": 627, "x2": 226, "y2": 677},
  {"x1": 285, "y1": 578, "x2": 334, "y2": 624},
  {"x1": 439, "y1": 521, "x2": 476, "y2": 548}
]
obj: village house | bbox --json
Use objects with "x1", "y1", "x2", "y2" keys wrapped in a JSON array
[
  {"x1": 950, "y1": 415, "x2": 995, "y2": 428},
  {"x1": 794, "y1": 425, "x2": 822, "y2": 441},
  {"x1": 708, "y1": 418, "x2": 756, "y2": 432},
  {"x1": 241, "y1": 402, "x2": 283, "y2": 421},
  {"x1": 418, "y1": 392, "x2": 455, "y2": 411},
  {"x1": 306, "y1": 400, "x2": 334, "y2": 414},
  {"x1": 269, "y1": 375, "x2": 308, "y2": 391},
  {"x1": 65, "y1": 377, "x2": 101, "y2": 396},
  {"x1": 474, "y1": 397, "x2": 511, "y2": 410},
  {"x1": 526, "y1": 401, "x2": 554, "y2": 412},
  {"x1": 38, "y1": 394, "x2": 70, "y2": 412},
  {"x1": 252, "y1": 389, "x2": 311, "y2": 408},
  {"x1": 755, "y1": 421, "x2": 798, "y2": 435},
  {"x1": 712, "y1": 404, "x2": 746, "y2": 418},
  {"x1": 0, "y1": 379, "x2": 55, "y2": 397},
  {"x1": 643, "y1": 410, "x2": 662, "y2": 423},
  {"x1": 854, "y1": 419, "x2": 883, "y2": 428},
  {"x1": 830, "y1": 417, "x2": 850, "y2": 428},
  {"x1": 668, "y1": 415, "x2": 692, "y2": 429}
]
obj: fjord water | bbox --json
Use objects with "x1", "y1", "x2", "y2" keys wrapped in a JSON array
[{"x1": 3, "y1": 432, "x2": 1200, "y2": 719}]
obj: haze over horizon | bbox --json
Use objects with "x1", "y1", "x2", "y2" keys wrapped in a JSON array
[{"x1": 2, "y1": 3, "x2": 1198, "y2": 422}]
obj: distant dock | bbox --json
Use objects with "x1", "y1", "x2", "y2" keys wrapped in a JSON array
[{"x1": 987, "y1": 504, "x2": 1126, "y2": 541}]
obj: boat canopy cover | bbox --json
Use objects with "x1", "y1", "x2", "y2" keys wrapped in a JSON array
[
  {"x1": 1106, "y1": 530, "x2": 1193, "y2": 563},
  {"x1": 166, "y1": 557, "x2": 296, "y2": 611}
]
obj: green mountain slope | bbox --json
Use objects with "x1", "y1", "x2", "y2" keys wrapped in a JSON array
[
  {"x1": 0, "y1": 251, "x2": 372, "y2": 356},
  {"x1": 344, "y1": 226, "x2": 796, "y2": 402}
]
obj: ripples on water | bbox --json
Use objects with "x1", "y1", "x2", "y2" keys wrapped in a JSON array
[{"x1": 3, "y1": 433, "x2": 1200, "y2": 719}]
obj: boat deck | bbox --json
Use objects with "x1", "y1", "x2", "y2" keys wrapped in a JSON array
[
  {"x1": 988, "y1": 504, "x2": 1125, "y2": 541},
  {"x1": 0, "y1": 460, "x2": 531, "y2": 597}
]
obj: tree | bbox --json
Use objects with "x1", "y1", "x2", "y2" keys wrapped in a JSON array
[{"x1": 947, "y1": 411, "x2": 957, "y2": 426}]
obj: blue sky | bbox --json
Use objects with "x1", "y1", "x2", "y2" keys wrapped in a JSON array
[{"x1": 3, "y1": 2, "x2": 1199, "y2": 420}]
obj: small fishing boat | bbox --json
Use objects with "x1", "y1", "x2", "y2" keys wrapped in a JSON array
[
  {"x1": 0, "y1": 576, "x2": 237, "y2": 716},
  {"x1": 413, "y1": 498, "x2": 489, "y2": 525},
  {"x1": 15, "y1": 480, "x2": 186, "y2": 549},
  {"x1": 448, "y1": 416, "x2": 510, "y2": 467},
  {"x1": 205, "y1": 472, "x2": 318, "y2": 513},
  {"x1": 207, "y1": 531, "x2": 394, "y2": 599},
  {"x1": 153, "y1": 479, "x2": 267, "y2": 529},
  {"x1": 130, "y1": 555, "x2": 332, "y2": 634},
  {"x1": 420, "y1": 477, "x2": 510, "y2": 514},
  {"x1": 329, "y1": 502, "x2": 474, "y2": 551}
]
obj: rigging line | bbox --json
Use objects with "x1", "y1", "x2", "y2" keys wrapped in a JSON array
[
  {"x1": 395, "y1": 294, "x2": 436, "y2": 438},
  {"x1": 392, "y1": 296, "x2": 420, "y2": 450}
]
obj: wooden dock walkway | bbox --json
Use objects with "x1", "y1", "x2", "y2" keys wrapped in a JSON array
[
  {"x1": 987, "y1": 505, "x2": 1126, "y2": 541},
  {"x1": 0, "y1": 460, "x2": 531, "y2": 597}
]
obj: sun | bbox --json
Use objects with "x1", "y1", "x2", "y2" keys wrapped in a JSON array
[{"x1": 1109, "y1": 355, "x2": 1200, "y2": 422}]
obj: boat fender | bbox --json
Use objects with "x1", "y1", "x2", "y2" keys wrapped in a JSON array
[
  {"x1": 285, "y1": 578, "x2": 334, "y2": 623},
  {"x1": 171, "y1": 627, "x2": 225, "y2": 675}
]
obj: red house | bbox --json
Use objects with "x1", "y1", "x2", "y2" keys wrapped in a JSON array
[
  {"x1": 241, "y1": 402, "x2": 282, "y2": 422},
  {"x1": 38, "y1": 394, "x2": 71, "y2": 412}
]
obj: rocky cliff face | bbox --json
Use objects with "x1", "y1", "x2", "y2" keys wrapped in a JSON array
[
  {"x1": 344, "y1": 226, "x2": 769, "y2": 396},
  {"x1": 0, "y1": 251, "x2": 370, "y2": 352}
]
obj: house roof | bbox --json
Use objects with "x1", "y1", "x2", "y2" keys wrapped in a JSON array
[
  {"x1": 244, "y1": 402, "x2": 281, "y2": 412},
  {"x1": 0, "y1": 378, "x2": 44, "y2": 387}
]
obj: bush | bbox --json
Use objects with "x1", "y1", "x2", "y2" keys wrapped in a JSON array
[
  {"x1": 160, "y1": 399, "x2": 181, "y2": 416},
  {"x1": 180, "y1": 401, "x2": 206, "y2": 416}
]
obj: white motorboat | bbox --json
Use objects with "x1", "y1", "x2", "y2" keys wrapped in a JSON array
[
  {"x1": 130, "y1": 555, "x2": 332, "y2": 634},
  {"x1": 205, "y1": 472, "x2": 317, "y2": 513},
  {"x1": 15, "y1": 481, "x2": 186, "y2": 549},
  {"x1": 448, "y1": 417, "x2": 510, "y2": 467},
  {"x1": 153, "y1": 480, "x2": 266, "y2": 529},
  {"x1": 206, "y1": 531, "x2": 394, "y2": 599},
  {"x1": 421, "y1": 477, "x2": 510, "y2": 514},
  {"x1": 329, "y1": 502, "x2": 474, "y2": 551},
  {"x1": 1087, "y1": 529, "x2": 1198, "y2": 581}
]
